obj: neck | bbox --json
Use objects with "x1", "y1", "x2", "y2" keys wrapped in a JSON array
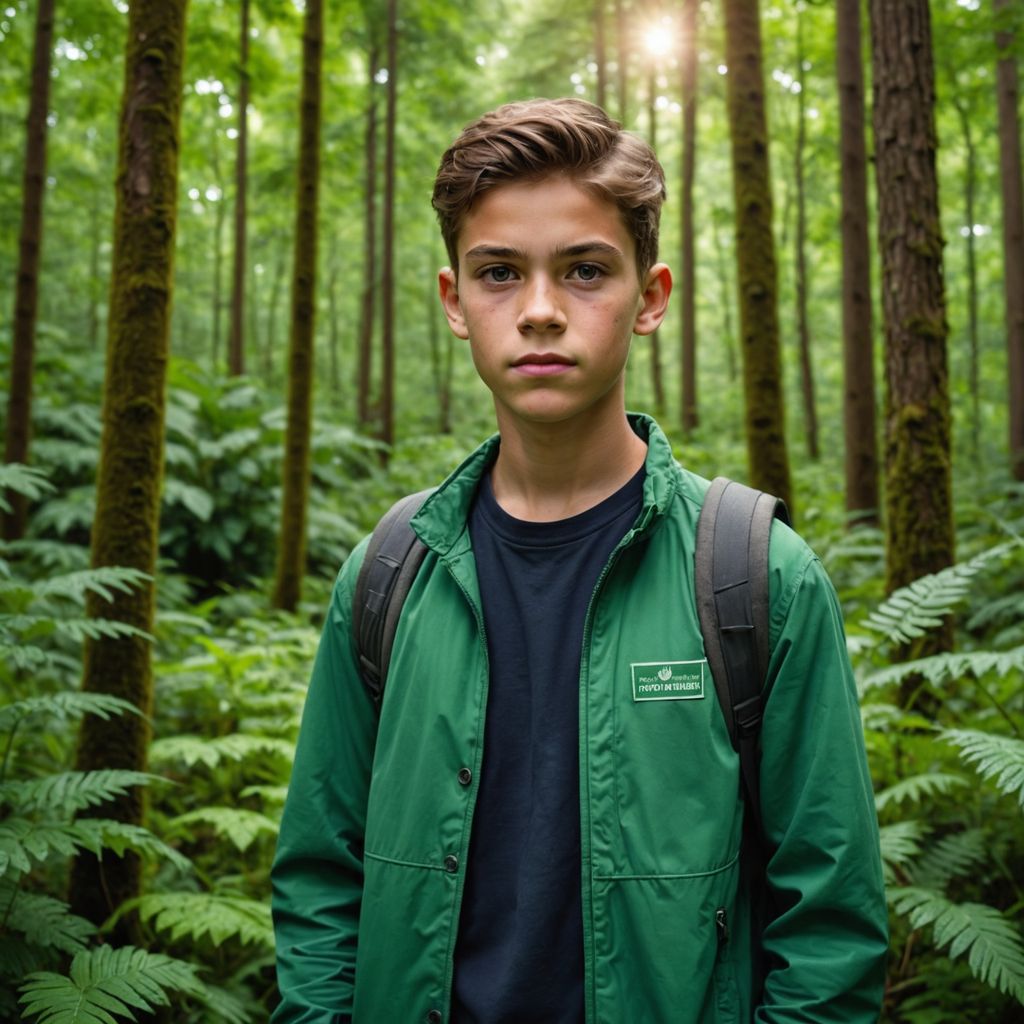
[{"x1": 490, "y1": 409, "x2": 647, "y2": 522}]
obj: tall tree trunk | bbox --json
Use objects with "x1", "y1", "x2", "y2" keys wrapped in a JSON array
[
  {"x1": 615, "y1": 0, "x2": 628, "y2": 124},
  {"x1": 427, "y1": 261, "x2": 453, "y2": 434},
  {"x1": 69, "y1": 0, "x2": 189, "y2": 935},
  {"x1": 679, "y1": 0, "x2": 699, "y2": 435},
  {"x1": 722, "y1": 0, "x2": 792, "y2": 509},
  {"x1": 356, "y1": 41, "x2": 378, "y2": 430},
  {"x1": 272, "y1": 0, "x2": 323, "y2": 612},
  {"x1": 837, "y1": 0, "x2": 879, "y2": 527},
  {"x1": 228, "y1": 0, "x2": 250, "y2": 376},
  {"x1": 793, "y1": 11, "x2": 819, "y2": 462},
  {"x1": 594, "y1": 0, "x2": 607, "y2": 112},
  {"x1": 869, "y1": 0, "x2": 954, "y2": 631},
  {"x1": 952, "y1": 93, "x2": 981, "y2": 455},
  {"x1": 212, "y1": 181, "x2": 226, "y2": 370},
  {"x1": 88, "y1": 196, "x2": 103, "y2": 351},
  {"x1": 647, "y1": 69, "x2": 665, "y2": 416},
  {"x1": 380, "y1": 0, "x2": 398, "y2": 452},
  {"x1": 995, "y1": 0, "x2": 1024, "y2": 480},
  {"x1": 3, "y1": 0, "x2": 56, "y2": 542},
  {"x1": 265, "y1": 249, "x2": 285, "y2": 380},
  {"x1": 327, "y1": 253, "x2": 342, "y2": 401}
]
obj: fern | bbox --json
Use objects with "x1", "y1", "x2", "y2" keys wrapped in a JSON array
[
  {"x1": 862, "y1": 646, "x2": 1024, "y2": 693},
  {"x1": 941, "y1": 729, "x2": 1024, "y2": 808},
  {"x1": 0, "y1": 464, "x2": 55, "y2": 508},
  {"x1": 911, "y1": 829, "x2": 990, "y2": 890},
  {"x1": 879, "y1": 820, "x2": 926, "y2": 883},
  {"x1": 148, "y1": 732, "x2": 293, "y2": 770},
  {"x1": 0, "y1": 882, "x2": 96, "y2": 955},
  {"x1": 115, "y1": 891, "x2": 274, "y2": 950},
  {"x1": 862, "y1": 544, "x2": 1014, "y2": 647},
  {"x1": 19, "y1": 945, "x2": 205, "y2": 1024},
  {"x1": 875, "y1": 772, "x2": 968, "y2": 814},
  {"x1": 0, "y1": 771, "x2": 165, "y2": 815},
  {"x1": 0, "y1": 693, "x2": 142, "y2": 737},
  {"x1": 889, "y1": 886, "x2": 1024, "y2": 1003},
  {"x1": 30, "y1": 568, "x2": 151, "y2": 606},
  {"x1": 169, "y1": 807, "x2": 278, "y2": 852}
]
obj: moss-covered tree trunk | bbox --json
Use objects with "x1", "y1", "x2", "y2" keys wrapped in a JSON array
[
  {"x1": 228, "y1": 0, "x2": 250, "y2": 377},
  {"x1": 356, "y1": 38, "x2": 378, "y2": 430},
  {"x1": 3, "y1": 0, "x2": 56, "y2": 543},
  {"x1": 869, "y1": 0, "x2": 954, "y2": 623},
  {"x1": 380, "y1": 0, "x2": 397, "y2": 451},
  {"x1": 272, "y1": 0, "x2": 322, "y2": 613},
  {"x1": 679, "y1": 0, "x2": 698, "y2": 435},
  {"x1": 837, "y1": 0, "x2": 879, "y2": 527},
  {"x1": 69, "y1": 0, "x2": 189, "y2": 932},
  {"x1": 995, "y1": 0, "x2": 1024, "y2": 480},
  {"x1": 722, "y1": 0, "x2": 792, "y2": 510}
]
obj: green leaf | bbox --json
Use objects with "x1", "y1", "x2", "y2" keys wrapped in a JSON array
[
  {"x1": 0, "y1": 882, "x2": 96, "y2": 955},
  {"x1": 169, "y1": 807, "x2": 278, "y2": 851},
  {"x1": 148, "y1": 732, "x2": 293, "y2": 770},
  {"x1": 940, "y1": 729, "x2": 1024, "y2": 808},
  {"x1": 0, "y1": 693, "x2": 142, "y2": 736},
  {"x1": 116, "y1": 892, "x2": 274, "y2": 950},
  {"x1": 890, "y1": 887, "x2": 1024, "y2": 1002},
  {"x1": 875, "y1": 772, "x2": 968, "y2": 813},
  {"x1": 31, "y1": 567, "x2": 151, "y2": 605},
  {"x1": 0, "y1": 464, "x2": 55, "y2": 507},
  {"x1": 879, "y1": 820, "x2": 926, "y2": 884},
  {"x1": 0, "y1": 771, "x2": 165, "y2": 815},
  {"x1": 862, "y1": 646, "x2": 1024, "y2": 692},
  {"x1": 19, "y1": 945, "x2": 205, "y2": 1024}
]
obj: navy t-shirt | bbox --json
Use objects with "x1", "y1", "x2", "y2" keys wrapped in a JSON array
[{"x1": 451, "y1": 463, "x2": 645, "y2": 1024}]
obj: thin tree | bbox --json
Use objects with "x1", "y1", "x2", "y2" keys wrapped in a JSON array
[
  {"x1": 3, "y1": 0, "x2": 56, "y2": 542},
  {"x1": 995, "y1": 0, "x2": 1024, "y2": 480},
  {"x1": 69, "y1": 0, "x2": 189, "y2": 933},
  {"x1": 272, "y1": 0, "x2": 323, "y2": 612},
  {"x1": 615, "y1": 0, "x2": 628, "y2": 124},
  {"x1": 379, "y1": 0, "x2": 398, "y2": 451},
  {"x1": 722, "y1": 0, "x2": 793, "y2": 509},
  {"x1": 646, "y1": 66, "x2": 665, "y2": 416},
  {"x1": 793, "y1": 8, "x2": 819, "y2": 461},
  {"x1": 868, "y1": 0, "x2": 954, "y2": 624},
  {"x1": 228, "y1": 0, "x2": 250, "y2": 376},
  {"x1": 837, "y1": 0, "x2": 879, "y2": 526},
  {"x1": 356, "y1": 36, "x2": 379, "y2": 430},
  {"x1": 679, "y1": 0, "x2": 699, "y2": 434},
  {"x1": 594, "y1": 0, "x2": 608, "y2": 112}
]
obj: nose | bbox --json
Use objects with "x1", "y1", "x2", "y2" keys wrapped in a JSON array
[{"x1": 517, "y1": 275, "x2": 566, "y2": 333}]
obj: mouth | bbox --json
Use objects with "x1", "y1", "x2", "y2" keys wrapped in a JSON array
[{"x1": 511, "y1": 353, "x2": 575, "y2": 377}]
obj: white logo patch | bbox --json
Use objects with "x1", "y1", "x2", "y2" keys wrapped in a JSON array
[{"x1": 630, "y1": 660, "x2": 707, "y2": 701}]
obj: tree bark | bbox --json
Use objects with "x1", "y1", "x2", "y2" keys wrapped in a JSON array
[
  {"x1": 995, "y1": 0, "x2": 1024, "y2": 480},
  {"x1": 69, "y1": 0, "x2": 189, "y2": 934},
  {"x1": 647, "y1": 69, "x2": 665, "y2": 416},
  {"x1": 272, "y1": 0, "x2": 322, "y2": 612},
  {"x1": 615, "y1": 0, "x2": 628, "y2": 124},
  {"x1": 837, "y1": 0, "x2": 879, "y2": 526},
  {"x1": 868, "y1": 0, "x2": 954, "y2": 611},
  {"x1": 379, "y1": 0, "x2": 398, "y2": 452},
  {"x1": 722, "y1": 0, "x2": 792, "y2": 510},
  {"x1": 228, "y1": 0, "x2": 250, "y2": 376},
  {"x1": 793, "y1": 11, "x2": 819, "y2": 462},
  {"x1": 679, "y1": 0, "x2": 698, "y2": 435},
  {"x1": 356, "y1": 41, "x2": 378, "y2": 430},
  {"x1": 3, "y1": 0, "x2": 56, "y2": 542}
]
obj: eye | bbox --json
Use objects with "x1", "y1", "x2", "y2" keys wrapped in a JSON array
[
  {"x1": 481, "y1": 265, "x2": 516, "y2": 284},
  {"x1": 571, "y1": 263, "x2": 603, "y2": 283}
]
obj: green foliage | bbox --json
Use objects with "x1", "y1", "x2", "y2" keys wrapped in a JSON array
[
  {"x1": 940, "y1": 730, "x2": 1024, "y2": 809},
  {"x1": 114, "y1": 892, "x2": 274, "y2": 950},
  {"x1": 19, "y1": 946, "x2": 205, "y2": 1024}
]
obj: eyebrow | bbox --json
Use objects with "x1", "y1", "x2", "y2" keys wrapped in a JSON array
[{"x1": 462, "y1": 241, "x2": 625, "y2": 263}]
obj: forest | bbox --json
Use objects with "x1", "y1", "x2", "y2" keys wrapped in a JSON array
[{"x1": 1, "y1": 0, "x2": 1023, "y2": 1020}]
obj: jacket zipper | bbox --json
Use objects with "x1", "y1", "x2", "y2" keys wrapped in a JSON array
[{"x1": 577, "y1": 508, "x2": 657, "y2": 1024}]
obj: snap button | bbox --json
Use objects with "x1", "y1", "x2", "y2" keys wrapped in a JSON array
[
  {"x1": 443, "y1": 854, "x2": 459, "y2": 873},
  {"x1": 457, "y1": 767, "x2": 472, "y2": 786},
  {"x1": 427, "y1": 1011, "x2": 442, "y2": 1024}
]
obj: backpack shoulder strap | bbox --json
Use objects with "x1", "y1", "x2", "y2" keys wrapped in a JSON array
[
  {"x1": 694, "y1": 477, "x2": 791, "y2": 841},
  {"x1": 352, "y1": 487, "x2": 434, "y2": 706}
]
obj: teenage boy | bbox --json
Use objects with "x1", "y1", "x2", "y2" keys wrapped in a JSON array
[{"x1": 271, "y1": 98, "x2": 888, "y2": 1023}]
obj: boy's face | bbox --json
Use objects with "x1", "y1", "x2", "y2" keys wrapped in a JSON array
[{"x1": 438, "y1": 175, "x2": 670, "y2": 434}]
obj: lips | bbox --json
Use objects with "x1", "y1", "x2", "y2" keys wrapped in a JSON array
[{"x1": 512, "y1": 353, "x2": 575, "y2": 377}]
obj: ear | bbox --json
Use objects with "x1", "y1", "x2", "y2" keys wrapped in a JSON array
[
  {"x1": 438, "y1": 267, "x2": 470, "y2": 340},
  {"x1": 632, "y1": 263, "x2": 673, "y2": 336}
]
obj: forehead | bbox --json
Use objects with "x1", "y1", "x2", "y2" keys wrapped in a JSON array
[{"x1": 455, "y1": 175, "x2": 635, "y2": 264}]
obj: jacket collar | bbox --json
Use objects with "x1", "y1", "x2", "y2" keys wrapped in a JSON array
[{"x1": 411, "y1": 413, "x2": 682, "y2": 556}]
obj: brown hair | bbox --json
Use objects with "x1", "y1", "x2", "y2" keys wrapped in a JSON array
[{"x1": 432, "y1": 98, "x2": 666, "y2": 277}]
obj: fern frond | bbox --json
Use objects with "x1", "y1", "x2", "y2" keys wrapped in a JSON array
[
  {"x1": 967, "y1": 591, "x2": 1024, "y2": 632},
  {"x1": 0, "y1": 693, "x2": 142, "y2": 735},
  {"x1": 117, "y1": 892, "x2": 274, "y2": 950},
  {"x1": 238, "y1": 784, "x2": 288, "y2": 805},
  {"x1": 19, "y1": 945, "x2": 205, "y2": 1024},
  {"x1": 862, "y1": 646, "x2": 1024, "y2": 693},
  {"x1": 889, "y1": 886, "x2": 1024, "y2": 1002},
  {"x1": 195, "y1": 983, "x2": 252, "y2": 1024},
  {"x1": 0, "y1": 817, "x2": 190, "y2": 878},
  {"x1": 148, "y1": 733, "x2": 293, "y2": 770},
  {"x1": 169, "y1": 807, "x2": 278, "y2": 852},
  {"x1": 879, "y1": 821, "x2": 926, "y2": 883},
  {"x1": 863, "y1": 544, "x2": 1014, "y2": 647},
  {"x1": 0, "y1": 771, "x2": 165, "y2": 815},
  {"x1": 32, "y1": 567, "x2": 151, "y2": 605},
  {"x1": 911, "y1": 829, "x2": 990, "y2": 890},
  {"x1": 0, "y1": 464, "x2": 55, "y2": 506},
  {"x1": 875, "y1": 772, "x2": 968, "y2": 814},
  {"x1": 1, "y1": 884, "x2": 96, "y2": 954},
  {"x1": 47, "y1": 617, "x2": 153, "y2": 644},
  {"x1": 859, "y1": 703, "x2": 936, "y2": 733},
  {"x1": 941, "y1": 729, "x2": 1024, "y2": 808}
]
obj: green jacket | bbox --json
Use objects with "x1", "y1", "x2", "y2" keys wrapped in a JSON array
[{"x1": 271, "y1": 416, "x2": 888, "y2": 1023}]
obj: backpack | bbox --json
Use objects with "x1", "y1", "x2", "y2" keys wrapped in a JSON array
[{"x1": 352, "y1": 475, "x2": 791, "y2": 859}]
